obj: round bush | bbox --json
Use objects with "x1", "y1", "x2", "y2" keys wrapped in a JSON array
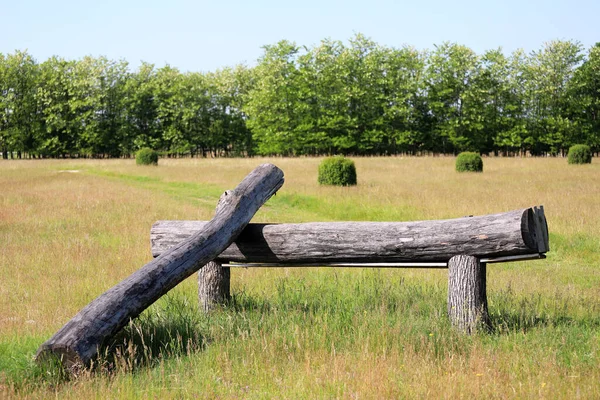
[
  {"x1": 456, "y1": 152, "x2": 483, "y2": 172},
  {"x1": 136, "y1": 148, "x2": 159, "y2": 166},
  {"x1": 567, "y1": 144, "x2": 592, "y2": 164},
  {"x1": 318, "y1": 156, "x2": 357, "y2": 186}
]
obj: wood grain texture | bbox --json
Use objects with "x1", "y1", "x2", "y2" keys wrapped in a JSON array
[
  {"x1": 36, "y1": 163, "x2": 284, "y2": 370},
  {"x1": 151, "y1": 207, "x2": 548, "y2": 264},
  {"x1": 447, "y1": 255, "x2": 491, "y2": 334},
  {"x1": 198, "y1": 261, "x2": 230, "y2": 312}
]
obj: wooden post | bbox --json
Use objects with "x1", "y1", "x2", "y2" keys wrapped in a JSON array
[
  {"x1": 447, "y1": 255, "x2": 491, "y2": 334},
  {"x1": 198, "y1": 261, "x2": 230, "y2": 312},
  {"x1": 36, "y1": 164, "x2": 284, "y2": 370}
]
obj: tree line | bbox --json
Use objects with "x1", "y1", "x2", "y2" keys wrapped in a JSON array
[{"x1": 1, "y1": 34, "x2": 599, "y2": 159}]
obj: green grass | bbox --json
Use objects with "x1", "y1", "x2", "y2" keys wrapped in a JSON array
[
  {"x1": 86, "y1": 167, "x2": 421, "y2": 223},
  {"x1": 1, "y1": 157, "x2": 599, "y2": 398},
  {"x1": 6, "y1": 274, "x2": 597, "y2": 397}
]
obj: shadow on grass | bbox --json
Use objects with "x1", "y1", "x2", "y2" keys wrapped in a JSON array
[
  {"x1": 6, "y1": 295, "x2": 209, "y2": 394},
  {"x1": 488, "y1": 289, "x2": 600, "y2": 334},
  {"x1": 227, "y1": 279, "x2": 599, "y2": 340},
  {"x1": 489, "y1": 312, "x2": 576, "y2": 334},
  {"x1": 488, "y1": 298, "x2": 600, "y2": 334},
  {"x1": 226, "y1": 275, "x2": 445, "y2": 317},
  {"x1": 95, "y1": 294, "x2": 208, "y2": 374}
]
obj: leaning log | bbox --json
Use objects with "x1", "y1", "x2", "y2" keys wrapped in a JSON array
[
  {"x1": 151, "y1": 206, "x2": 548, "y2": 264},
  {"x1": 36, "y1": 163, "x2": 284, "y2": 370}
]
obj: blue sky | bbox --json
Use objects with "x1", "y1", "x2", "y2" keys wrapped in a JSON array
[{"x1": 1, "y1": 0, "x2": 597, "y2": 72}]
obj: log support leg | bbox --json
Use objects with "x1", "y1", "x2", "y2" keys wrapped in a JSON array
[
  {"x1": 447, "y1": 255, "x2": 491, "y2": 334},
  {"x1": 198, "y1": 261, "x2": 230, "y2": 312}
]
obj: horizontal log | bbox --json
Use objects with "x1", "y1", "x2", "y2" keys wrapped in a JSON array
[
  {"x1": 36, "y1": 164, "x2": 284, "y2": 370},
  {"x1": 151, "y1": 206, "x2": 549, "y2": 264}
]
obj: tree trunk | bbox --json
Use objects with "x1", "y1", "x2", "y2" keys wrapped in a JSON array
[
  {"x1": 36, "y1": 163, "x2": 284, "y2": 371},
  {"x1": 198, "y1": 261, "x2": 230, "y2": 312},
  {"x1": 151, "y1": 207, "x2": 549, "y2": 264},
  {"x1": 447, "y1": 255, "x2": 491, "y2": 334}
]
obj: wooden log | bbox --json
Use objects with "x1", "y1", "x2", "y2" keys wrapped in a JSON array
[
  {"x1": 36, "y1": 163, "x2": 284, "y2": 370},
  {"x1": 531, "y1": 206, "x2": 549, "y2": 253},
  {"x1": 198, "y1": 261, "x2": 230, "y2": 312},
  {"x1": 447, "y1": 255, "x2": 491, "y2": 333},
  {"x1": 150, "y1": 206, "x2": 548, "y2": 264}
]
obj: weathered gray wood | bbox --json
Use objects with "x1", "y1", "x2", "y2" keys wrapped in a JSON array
[
  {"x1": 532, "y1": 206, "x2": 549, "y2": 253},
  {"x1": 198, "y1": 261, "x2": 230, "y2": 312},
  {"x1": 150, "y1": 207, "x2": 548, "y2": 264},
  {"x1": 447, "y1": 255, "x2": 491, "y2": 333},
  {"x1": 36, "y1": 163, "x2": 284, "y2": 370}
]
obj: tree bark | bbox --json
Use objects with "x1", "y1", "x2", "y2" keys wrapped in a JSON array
[
  {"x1": 36, "y1": 163, "x2": 284, "y2": 370},
  {"x1": 151, "y1": 206, "x2": 548, "y2": 264},
  {"x1": 447, "y1": 255, "x2": 491, "y2": 334},
  {"x1": 198, "y1": 261, "x2": 230, "y2": 312}
]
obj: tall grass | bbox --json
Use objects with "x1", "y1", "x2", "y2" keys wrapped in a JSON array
[{"x1": 0, "y1": 157, "x2": 599, "y2": 398}]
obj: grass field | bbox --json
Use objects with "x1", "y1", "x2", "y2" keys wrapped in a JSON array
[{"x1": 1, "y1": 157, "x2": 599, "y2": 399}]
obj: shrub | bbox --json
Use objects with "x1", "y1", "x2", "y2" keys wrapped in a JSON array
[
  {"x1": 136, "y1": 148, "x2": 159, "y2": 166},
  {"x1": 318, "y1": 156, "x2": 357, "y2": 186},
  {"x1": 456, "y1": 152, "x2": 483, "y2": 172},
  {"x1": 567, "y1": 144, "x2": 592, "y2": 164}
]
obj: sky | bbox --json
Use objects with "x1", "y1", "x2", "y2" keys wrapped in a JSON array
[{"x1": 1, "y1": 0, "x2": 598, "y2": 72}]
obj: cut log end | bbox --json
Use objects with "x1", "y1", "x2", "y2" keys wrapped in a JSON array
[
  {"x1": 35, "y1": 345, "x2": 86, "y2": 373},
  {"x1": 521, "y1": 206, "x2": 549, "y2": 254}
]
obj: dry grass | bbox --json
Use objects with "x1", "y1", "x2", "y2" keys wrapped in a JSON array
[{"x1": 0, "y1": 156, "x2": 599, "y2": 399}]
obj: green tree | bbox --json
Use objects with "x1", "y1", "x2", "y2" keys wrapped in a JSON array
[
  {"x1": 336, "y1": 34, "x2": 387, "y2": 154},
  {"x1": 523, "y1": 40, "x2": 584, "y2": 154},
  {"x1": 153, "y1": 65, "x2": 183, "y2": 153},
  {"x1": 70, "y1": 56, "x2": 118, "y2": 157},
  {"x1": 295, "y1": 38, "x2": 345, "y2": 154},
  {"x1": 167, "y1": 71, "x2": 209, "y2": 157},
  {"x1": 0, "y1": 51, "x2": 40, "y2": 159},
  {"x1": 209, "y1": 66, "x2": 254, "y2": 156},
  {"x1": 123, "y1": 62, "x2": 160, "y2": 151},
  {"x1": 381, "y1": 46, "x2": 429, "y2": 154},
  {"x1": 244, "y1": 40, "x2": 302, "y2": 155},
  {"x1": 488, "y1": 49, "x2": 530, "y2": 155},
  {"x1": 426, "y1": 43, "x2": 484, "y2": 153},
  {"x1": 568, "y1": 43, "x2": 600, "y2": 152},
  {"x1": 88, "y1": 57, "x2": 129, "y2": 157},
  {"x1": 36, "y1": 57, "x2": 83, "y2": 157}
]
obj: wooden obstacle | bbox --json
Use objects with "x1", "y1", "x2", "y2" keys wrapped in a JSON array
[
  {"x1": 151, "y1": 206, "x2": 549, "y2": 333},
  {"x1": 37, "y1": 160, "x2": 549, "y2": 371},
  {"x1": 36, "y1": 164, "x2": 284, "y2": 370}
]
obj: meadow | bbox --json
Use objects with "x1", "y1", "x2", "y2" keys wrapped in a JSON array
[{"x1": 0, "y1": 157, "x2": 599, "y2": 399}]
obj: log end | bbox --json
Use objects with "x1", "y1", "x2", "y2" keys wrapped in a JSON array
[
  {"x1": 521, "y1": 206, "x2": 550, "y2": 254},
  {"x1": 35, "y1": 344, "x2": 86, "y2": 374}
]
